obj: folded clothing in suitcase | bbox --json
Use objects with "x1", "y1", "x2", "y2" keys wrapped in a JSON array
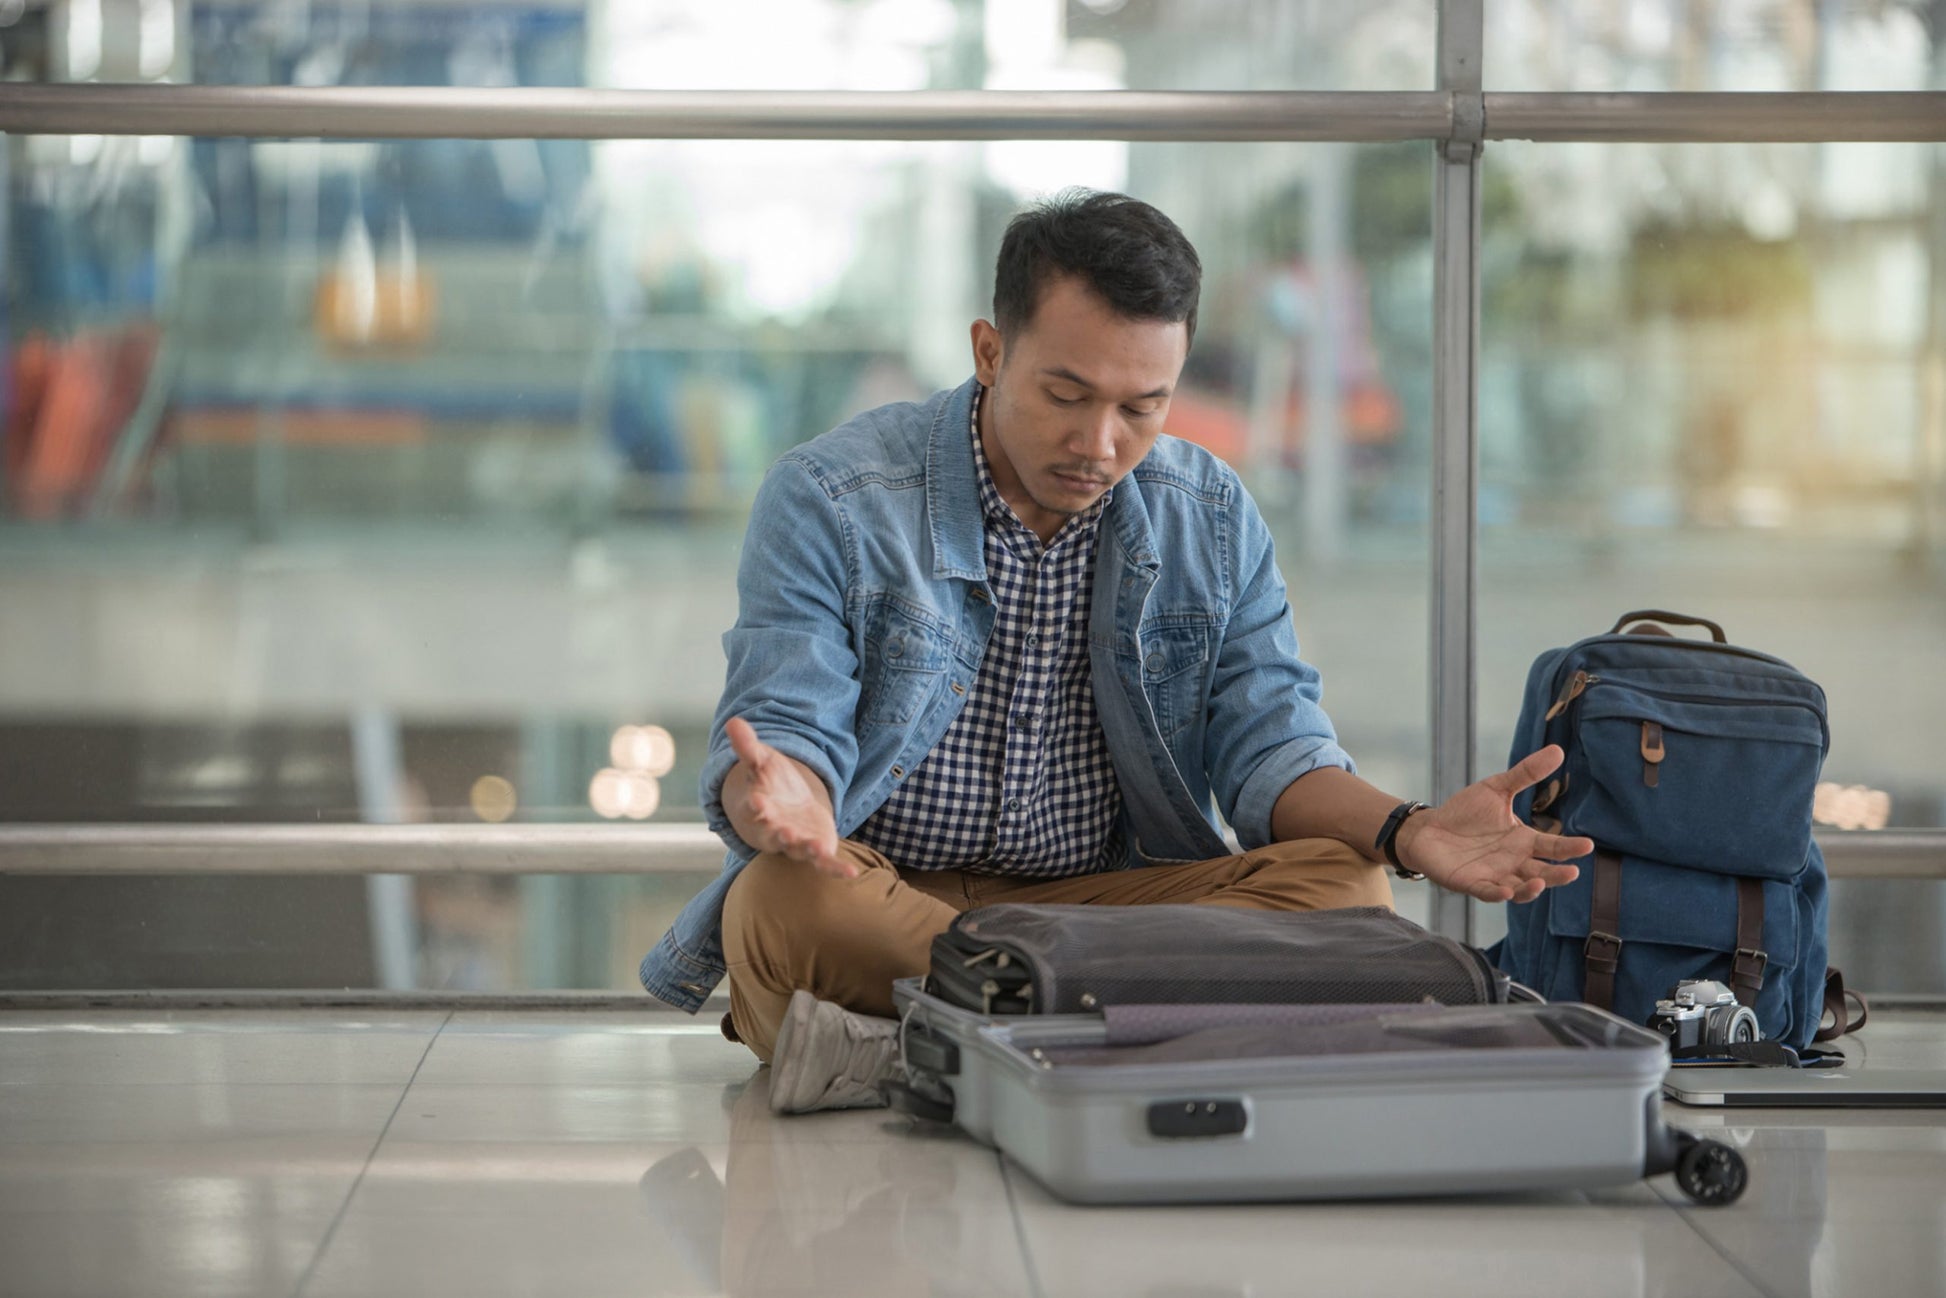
[
  {"x1": 925, "y1": 903, "x2": 1510, "y2": 1015},
  {"x1": 889, "y1": 982, "x2": 1748, "y2": 1207}
]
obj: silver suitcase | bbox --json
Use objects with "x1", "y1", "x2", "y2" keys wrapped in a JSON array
[{"x1": 889, "y1": 979, "x2": 1746, "y2": 1206}]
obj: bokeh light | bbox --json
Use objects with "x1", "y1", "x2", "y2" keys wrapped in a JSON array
[
  {"x1": 590, "y1": 767, "x2": 662, "y2": 820},
  {"x1": 1813, "y1": 782, "x2": 1892, "y2": 832},
  {"x1": 611, "y1": 723, "x2": 678, "y2": 776},
  {"x1": 468, "y1": 774, "x2": 517, "y2": 823},
  {"x1": 621, "y1": 772, "x2": 661, "y2": 820}
]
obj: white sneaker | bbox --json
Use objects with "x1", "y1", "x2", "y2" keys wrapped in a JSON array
[{"x1": 768, "y1": 989, "x2": 903, "y2": 1115}]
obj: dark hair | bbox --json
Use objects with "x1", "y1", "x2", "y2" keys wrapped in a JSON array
[{"x1": 992, "y1": 189, "x2": 1202, "y2": 347}]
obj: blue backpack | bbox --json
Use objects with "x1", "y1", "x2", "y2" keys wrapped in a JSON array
[{"x1": 1493, "y1": 610, "x2": 1857, "y2": 1052}]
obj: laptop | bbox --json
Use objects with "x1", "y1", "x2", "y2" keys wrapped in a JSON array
[{"x1": 1664, "y1": 1066, "x2": 1946, "y2": 1108}]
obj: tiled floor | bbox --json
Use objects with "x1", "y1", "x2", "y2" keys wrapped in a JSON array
[{"x1": 1, "y1": 1006, "x2": 1943, "y2": 1298}]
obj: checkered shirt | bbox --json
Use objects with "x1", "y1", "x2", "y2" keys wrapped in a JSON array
[{"x1": 852, "y1": 387, "x2": 1125, "y2": 877}]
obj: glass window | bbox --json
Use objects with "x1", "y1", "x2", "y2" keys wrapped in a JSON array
[
  {"x1": 10, "y1": 0, "x2": 1438, "y2": 95},
  {"x1": 0, "y1": 110, "x2": 1435, "y2": 981},
  {"x1": 1486, "y1": 0, "x2": 1940, "y2": 93},
  {"x1": 1475, "y1": 138, "x2": 1946, "y2": 989},
  {"x1": 12, "y1": 0, "x2": 1934, "y2": 996}
]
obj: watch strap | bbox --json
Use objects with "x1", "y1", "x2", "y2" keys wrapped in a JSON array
[{"x1": 1376, "y1": 800, "x2": 1430, "y2": 880}]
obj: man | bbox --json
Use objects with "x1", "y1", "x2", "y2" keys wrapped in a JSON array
[{"x1": 639, "y1": 190, "x2": 1589, "y2": 1111}]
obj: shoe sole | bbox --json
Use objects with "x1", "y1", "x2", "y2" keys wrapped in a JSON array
[
  {"x1": 768, "y1": 989, "x2": 898, "y2": 1115},
  {"x1": 768, "y1": 989, "x2": 823, "y2": 1114}
]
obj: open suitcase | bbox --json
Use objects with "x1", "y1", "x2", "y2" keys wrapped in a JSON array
[{"x1": 884, "y1": 904, "x2": 1748, "y2": 1207}]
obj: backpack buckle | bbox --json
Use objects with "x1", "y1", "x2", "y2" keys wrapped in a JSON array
[
  {"x1": 1733, "y1": 946, "x2": 1769, "y2": 987},
  {"x1": 1584, "y1": 931, "x2": 1623, "y2": 974}
]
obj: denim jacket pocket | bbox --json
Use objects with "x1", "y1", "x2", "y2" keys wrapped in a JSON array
[
  {"x1": 859, "y1": 596, "x2": 952, "y2": 727},
  {"x1": 1135, "y1": 620, "x2": 1213, "y2": 741}
]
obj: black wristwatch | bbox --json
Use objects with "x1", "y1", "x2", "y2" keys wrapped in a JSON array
[{"x1": 1375, "y1": 800, "x2": 1430, "y2": 880}]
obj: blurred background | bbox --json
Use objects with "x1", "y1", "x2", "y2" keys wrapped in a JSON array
[{"x1": 0, "y1": 0, "x2": 1940, "y2": 994}]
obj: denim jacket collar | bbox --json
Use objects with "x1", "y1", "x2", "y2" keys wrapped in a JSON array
[
  {"x1": 924, "y1": 379, "x2": 988, "y2": 582},
  {"x1": 1104, "y1": 473, "x2": 1162, "y2": 576},
  {"x1": 940, "y1": 376, "x2": 1157, "y2": 577}
]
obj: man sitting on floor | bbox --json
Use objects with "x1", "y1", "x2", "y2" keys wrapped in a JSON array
[{"x1": 639, "y1": 189, "x2": 1589, "y2": 1112}]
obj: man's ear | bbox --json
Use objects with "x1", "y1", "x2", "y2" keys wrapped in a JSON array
[{"x1": 970, "y1": 319, "x2": 1003, "y2": 387}]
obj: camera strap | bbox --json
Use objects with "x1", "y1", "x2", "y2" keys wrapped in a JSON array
[{"x1": 1669, "y1": 1039, "x2": 1802, "y2": 1068}]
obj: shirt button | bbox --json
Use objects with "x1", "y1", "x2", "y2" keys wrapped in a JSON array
[
  {"x1": 1027, "y1": 635, "x2": 1040, "y2": 648},
  {"x1": 1145, "y1": 651, "x2": 1166, "y2": 674},
  {"x1": 1007, "y1": 798, "x2": 1021, "y2": 811}
]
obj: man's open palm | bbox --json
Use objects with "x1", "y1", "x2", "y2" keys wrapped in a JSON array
[
  {"x1": 725, "y1": 717, "x2": 855, "y2": 878},
  {"x1": 1404, "y1": 745, "x2": 1591, "y2": 903}
]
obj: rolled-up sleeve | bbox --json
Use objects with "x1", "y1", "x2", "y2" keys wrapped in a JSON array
[
  {"x1": 1203, "y1": 491, "x2": 1355, "y2": 849},
  {"x1": 699, "y1": 458, "x2": 861, "y2": 854}
]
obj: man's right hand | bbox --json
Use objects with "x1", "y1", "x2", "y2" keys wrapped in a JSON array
[{"x1": 723, "y1": 717, "x2": 856, "y2": 879}]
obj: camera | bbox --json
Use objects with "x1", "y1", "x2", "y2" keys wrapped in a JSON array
[{"x1": 1647, "y1": 979, "x2": 1760, "y2": 1050}]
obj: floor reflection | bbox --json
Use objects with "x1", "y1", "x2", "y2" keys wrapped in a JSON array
[
  {"x1": 631, "y1": 1067, "x2": 1826, "y2": 1298},
  {"x1": 639, "y1": 1075, "x2": 1029, "y2": 1297}
]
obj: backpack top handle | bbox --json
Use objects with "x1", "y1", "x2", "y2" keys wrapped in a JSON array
[{"x1": 1607, "y1": 609, "x2": 1728, "y2": 643}]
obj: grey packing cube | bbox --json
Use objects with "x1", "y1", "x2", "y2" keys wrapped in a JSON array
[{"x1": 924, "y1": 903, "x2": 1510, "y2": 1015}]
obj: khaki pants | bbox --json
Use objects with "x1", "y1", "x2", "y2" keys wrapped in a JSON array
[{"x1": 721, "y1": 836, "x2": 1395, "y2": 1062}]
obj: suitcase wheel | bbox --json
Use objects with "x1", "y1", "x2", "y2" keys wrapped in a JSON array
[{"x1": 1675, "y1": 1139, "x2": 1748, "y2": 1207}]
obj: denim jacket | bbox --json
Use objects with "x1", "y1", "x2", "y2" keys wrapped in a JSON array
[{"x1": 639, "y1": 377, "x2": 1354, "y2": 1011}]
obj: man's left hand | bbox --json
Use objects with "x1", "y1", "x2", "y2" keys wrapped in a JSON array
[{"x1": 1393, "y1": 745, "x2": 1591, "y2": 903}]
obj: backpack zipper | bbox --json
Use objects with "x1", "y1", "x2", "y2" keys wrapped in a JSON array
[
  {"x1": 1640, "y1": 720, "x2": 1665, "y2": 787},
  {"x1": 1544, "y1": 671, "x2": 1600, "y2": 721}
]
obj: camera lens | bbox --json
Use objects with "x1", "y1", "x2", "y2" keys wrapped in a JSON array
[{"x1": 1706, "y1": 1003, "x2": 1761, "y2": 1045}]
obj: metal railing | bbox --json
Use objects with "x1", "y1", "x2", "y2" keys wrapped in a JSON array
[
  {"x1": 0, "y1": 823, "x2": 1937, "y2": 880},
  {"x1": 0, "y1": 823, "x2": 727, "y2": 875},
  {"x1": 0, "y1": 86, "x2": 1448, "y2": 140},
  {"x1": 0, "y1": 84, "x2": 1941, "y2": 143}
]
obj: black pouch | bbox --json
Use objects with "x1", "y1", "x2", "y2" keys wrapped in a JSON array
[{"x1": 923, "y1": 903, "x2": 1511, "y2": 1015}]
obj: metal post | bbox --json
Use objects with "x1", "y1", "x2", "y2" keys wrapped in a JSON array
[
  {"x1": 1429, "y1": 0, "x2": 1485, "y2": 943},
  {"x1": 520, "y1": 717, "x2": 573, "y2": 990},
  {"x1": 351, "y1": 707, "x2": 417, "y2": 990},
  {"x1": 1302, "y1": 145, "x2": 1349, "y2": 567},
  {"x1": 1920, "y1": 17, "x2": 1946, "y2": 571}
]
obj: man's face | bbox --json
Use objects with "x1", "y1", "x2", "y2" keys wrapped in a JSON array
[{"x1": 970, "y1": 274, "x2": 1189, "y2": 542}]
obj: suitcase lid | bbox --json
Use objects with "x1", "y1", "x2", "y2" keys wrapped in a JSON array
[{"x1": 969, "y1": 1000, "x2": 1668, "y2": 1096}]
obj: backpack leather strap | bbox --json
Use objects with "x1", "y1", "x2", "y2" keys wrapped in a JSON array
[
  {"x1": 1606, "y1": 609, "x2": 1728, "y2": 642},
  {"x1": 1815, "y1": 967, "x2": 1870, "y2": 1042},
  {"x1": 1730, "y1": 877, "x2": 1768, "y2": 1007},
  {"x1": 1583, "y1": 850, "x2": 1624, "y2": 1011}
]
